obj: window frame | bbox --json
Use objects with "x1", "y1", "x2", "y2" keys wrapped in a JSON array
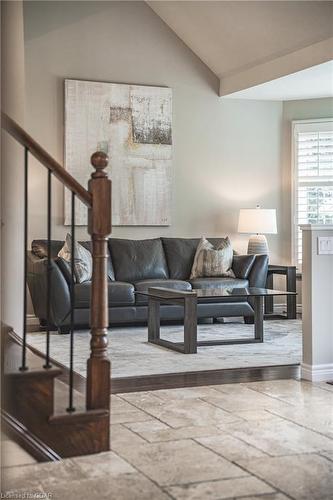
[{"x1": 291, "y1": 118, "x2": 333, "y2": 269}]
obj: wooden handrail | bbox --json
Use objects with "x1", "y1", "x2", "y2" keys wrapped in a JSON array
[
  {"x1": 2, "y1": 113, "x2": 112, "y2": 453},
  {"x1": 1, "y1": 112, "x2": 92, "y2": 207}
]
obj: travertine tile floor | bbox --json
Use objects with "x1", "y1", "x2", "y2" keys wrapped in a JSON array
[
  {"x1": 2, "y1": 379, "x2": 333, "y2": 499},
  {"x1": 1, "y1": 433, "x2": 37, "y2": 468}
]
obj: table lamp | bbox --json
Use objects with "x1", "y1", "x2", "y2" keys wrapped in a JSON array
[{"x1": 238, "y1": 205, "x2": 277, "y2": 255}]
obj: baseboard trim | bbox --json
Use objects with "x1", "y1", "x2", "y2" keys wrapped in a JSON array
[
  {"x1": 273, "y1": 304, "x2": 302, "y2": 315},
  {"x1": 301, "y1": 362, "x2": 333, "y2": 382},
  {"x1": 1, "y1": 410, "x2": 61, "y2": 462}
]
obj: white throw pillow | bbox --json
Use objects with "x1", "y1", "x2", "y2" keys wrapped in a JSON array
[
  {"x1": 190, "y1": 237, "x2": 235, "y2": 279},
  {"x1": 58, "y1": 233, "x2": 92, "y2": 284}
]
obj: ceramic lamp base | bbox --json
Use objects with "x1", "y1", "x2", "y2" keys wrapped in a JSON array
[{"x1": 247, "y1": 234, "x2": 269, "y2": 255}]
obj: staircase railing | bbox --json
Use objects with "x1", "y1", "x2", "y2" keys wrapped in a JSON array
[{"x1": 1, "y1": 112, "x2": 112, "y2": 456}]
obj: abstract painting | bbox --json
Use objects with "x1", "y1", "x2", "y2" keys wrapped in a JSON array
[{"x1": 64, "y1": 79, "x2": 172, "y2": 226}]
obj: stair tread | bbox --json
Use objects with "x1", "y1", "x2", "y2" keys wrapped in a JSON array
[
  {"x1": 5, "y1": 367, "x2": 62, "y2": 378},
  {"x1": 49, "y1": 408, "x2": 109, "y2": 425},
  {"x1": 3, "y1": 336, "x2": 44, "y2": 372},
  {"x1": 53, "y1": 379, "x2": 86, "y2": 414},
  {"x1": 3, "y1": 327, "x2": 110, "y2": 457}
]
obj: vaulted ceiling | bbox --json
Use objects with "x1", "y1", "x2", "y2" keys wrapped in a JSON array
[{"x1": 147, "y1": 1, "x2": 333, "y2": 96}]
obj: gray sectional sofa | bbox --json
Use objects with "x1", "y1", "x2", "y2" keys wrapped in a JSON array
[{"x1": 27, "y1": 237, "x2": 268, "y2": 333}]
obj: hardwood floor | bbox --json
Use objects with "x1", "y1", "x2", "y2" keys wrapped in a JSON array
[{"x1": 111, "y1": 364, "x2": 300, "y2": 393}]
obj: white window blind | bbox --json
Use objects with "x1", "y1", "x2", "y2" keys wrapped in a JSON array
[{"x1": 293, "y1": 120, "x2": 333, "y2": 266}]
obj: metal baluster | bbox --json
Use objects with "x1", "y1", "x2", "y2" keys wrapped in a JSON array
[
  {"x1": 44, "y1": 169, "x2": 52, "y2": 368},
  {"x1": 67, "y1": 191, "x2": 76, "y2": 412},
  {"x1": 20, "y1": 147, "x2": 29, "y2": 371}
]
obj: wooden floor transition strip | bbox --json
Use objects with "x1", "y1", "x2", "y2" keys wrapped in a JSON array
[{"x1": 111, "y1": 364, "x2": 300, "y2": 393}]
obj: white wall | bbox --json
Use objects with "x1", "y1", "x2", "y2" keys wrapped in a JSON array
[
  {"x1": 301, "y1": 225, "x2": 333, "y2": 381},
  {"x1": 24, "y1": 1, "x2": 283, "y2": 261},
  {"x1": 275, "y1": 97, "x2": 333, "y2": 308},
  {"x1": 1, "y1": 1, "x2": 26, "y2": 333},
  {"x1": 281, "y1": 97, "x2": 333, "y2": 263}
]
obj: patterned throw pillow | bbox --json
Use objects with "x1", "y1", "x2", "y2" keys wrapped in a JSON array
[
  {"x1": 190, "y1": 237, "x2": 235, "y2": 279},
  {"x1": 58, "y1": 233, "x2": 92, "y2": 284}
]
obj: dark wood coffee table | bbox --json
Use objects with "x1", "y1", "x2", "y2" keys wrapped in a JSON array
[{"x1": 136, "y1": 287, "x2": 297, "y2": 354}]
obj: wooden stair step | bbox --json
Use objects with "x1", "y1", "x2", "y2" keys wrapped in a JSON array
[
  {"x1": 5, "y1": 367, "x2": 62, "y2": 379},
  {"x1": 2, "y1": 327, "x2": 110, "y2": 458},
  {"x1": 53, "y1": 379, "x2": 85, "y2": 415},
  {"x1": 49, "y1": 408, "x2": 109, "y2": 425}
]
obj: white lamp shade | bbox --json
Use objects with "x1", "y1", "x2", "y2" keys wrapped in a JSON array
[{"x1": 238, "y1": 208, "x2": 277, "y2": 234}]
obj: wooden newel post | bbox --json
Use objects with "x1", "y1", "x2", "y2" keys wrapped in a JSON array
[{"x1": 86, "y1": 151, "x2": 111, "y2": 410}]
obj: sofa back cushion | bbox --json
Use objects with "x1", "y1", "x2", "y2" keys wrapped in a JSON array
[
  {"x1": 79, "y1": 241, "x2": 115, "y2": 280},
  {"x1": 108, "y1": 238, "x2": 168, "y2": 283},
  {"x1": 31, "y1": 239, "x2": 115, "y2": 280},
  {"x1": 161, "y1": 237, "x2": 225, "y2": 280}
]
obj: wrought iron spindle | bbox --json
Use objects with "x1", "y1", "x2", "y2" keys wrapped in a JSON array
[
  {"x1": 67, "y1": 191, "x2": 76, "y2": 413},
  {"x1": 44, "y1": 169, "x2": 52, "y2": 369},
  {"x1": 20, "y1": 147, "x2": 29, "y2": 371}
]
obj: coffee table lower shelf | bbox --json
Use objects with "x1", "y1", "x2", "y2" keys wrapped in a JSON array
[
  {"x1": 145, "y1": 289, "x2": 267, "y2": 354},
  {"x1": 150, "y1": 337, "x2": 265, "y2": 354}
]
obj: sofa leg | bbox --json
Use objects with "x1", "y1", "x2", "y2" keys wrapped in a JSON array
[
  {"x1": 39, "y1": 320, "x2": 57, "y2": 332},
  {"x1": 58, "y1": 326, "x2": 71, "y2": 335},
  {"x1": 244, "y1": 316, "x2": 254, "y2": 325}
]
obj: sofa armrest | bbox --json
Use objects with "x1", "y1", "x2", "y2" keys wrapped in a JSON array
[
  {"x1": 232, "y1": 255, "x2": 256, "y2": 279},
  {"x1": 232, "y1": 254, "x2": 268, "y2": 318},
  {"x1": 247, "y1": 254, "x2": 269, "y2": 288},
  {"x1": 27, "y1": 252, "x2": 71, "y2": 326}
]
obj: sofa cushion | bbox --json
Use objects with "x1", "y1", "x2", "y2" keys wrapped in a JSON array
[
  {"x1": 32, "y1": 239, "x2": 115, "y2": 281},
  {"x1": 161, "y1": 238, "x2": 228, "y2": 280},
  {"x1": 74, "y1": 281, "x2": 135, "y2": 308},
  {"x1": 134, "y1": 279, "x2": 192, "y2": 305},
  {"x1": 109, "y1": 238, "x2": 168, "y2": 283},
  {"x1": 190, "y1": 277, "x2": 249, "y2": 304},
  {"x1": 80, "y1": 241, "x2": 115, "y2": 281},
  {"x1": 190, "y1": 277, "x2": 248, "y2": 289},
  {"x1": 58, "y1": 234, "x2": 92, "y2": 284}
]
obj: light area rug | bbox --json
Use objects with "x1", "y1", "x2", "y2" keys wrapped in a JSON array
[{"x1": 27, "y1": 319, "x2": 302, "y2": 378}]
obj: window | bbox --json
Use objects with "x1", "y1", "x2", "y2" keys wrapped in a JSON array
[{"x1": 293, "y1": 119, "x2": 333, "y2": 266}]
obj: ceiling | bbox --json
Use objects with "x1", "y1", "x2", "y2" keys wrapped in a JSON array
[
  {"x1": 222, "y1": 60, "x2": 333, "y2": 101},
  {"x1": 148, "y1": 1, "x2": 333, "y2": 97}
]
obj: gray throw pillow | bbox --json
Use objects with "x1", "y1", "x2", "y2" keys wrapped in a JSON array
[
  {"x1": 58, "y1": 233, "x2": 92, "y2": 284},
  {"x1": 190, "y1": 237, "x2": 235, "y2": 279}
]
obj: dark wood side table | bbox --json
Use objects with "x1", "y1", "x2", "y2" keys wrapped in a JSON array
[{"x1": 265, "y1": 265, "x2": 297, "y2": 319}]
